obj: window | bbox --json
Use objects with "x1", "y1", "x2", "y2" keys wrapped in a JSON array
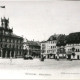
[
  {"x1": 9, "y1": 44, "x2": 11, "y2": 48},
  {"x1": 9, "y1": 39, "x2": 11, "y2": 42},
  {"x1": 5, "y1": 38, "x2": 7, "y2": 42},
  {"x1": 15, "y1": 40, "x2": 16, "y2": 43},
  {"x1": 11, "y1": 39, "x2": 13, "y2": 43},
  {"x1": 17, "y1": 45, "x2": 18, "y2": 49},
  {"x1": 20, "y1": 52, "x2": 21, "y2": 55},
  {"x1": 68, "y1": 49, "x2": 70, "y2": 51},
  {"x1": 20, "y1": 40, "x2": 22, "y2": 43},
  {"x1": 13, "y1": 39, "x2": 14, "y2": 43},
  {"x1": 19, "y1": 46, "x2": 20, "y2": 49},
  {"x1": 7, "y1": 39, "x2": 9, "y2": 42},
  {"x1": 11, "y1": 45, "x2": 12, "y2": 48},
  {"x1": 3, "y1": 38, "x2": 5, "y2": 42},
  {"x1": 18, "y1": 40, "x2": 20, "y2": 43},
  {"x1": 20, "y1": 46, "x2": 21, "y2": 49},
  {"x1": 21, "y1": 46, "x2": 23, "y2": 49},
  {"x1": 70, "y1": 49, "x2": 71, "y2": 51},
  {"x1": 16, "y1": 40, "x2": 18, "y2": 43},
  {"x1": 13, "y1": 45, "x2": 14, "y2": 48},
  {"x1": 78, "y1": 49, "x2": 79, "y2": 52},
  {"x1": 7, "y1": 44, "x2": 9, "y2": 48},
  {"x1": 0, "y1": 39, "x2": 1, "y2": 41},
  {"x1": 1, "y1": 44, "x2": 2, "y2": 48},
  {"x1": 51, "y1": 46, "x2": 52, "y2": 49},
  {"x1": 5, "y1": 44, "x2": 7, "y2": 48},
  {"x1": 76, "y1": 49, "x2": 77, "y2": 52},
  {"x1": 14, "y1": 45, "x2": 16, "y2": 48}
]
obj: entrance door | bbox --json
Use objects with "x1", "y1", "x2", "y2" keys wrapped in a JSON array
[
  {"x1": 77, "y1": 55, "x2": 79, "y2": 60},
  {"x1": 68, "y1": 55, "x2": 71, "y2": 59}
]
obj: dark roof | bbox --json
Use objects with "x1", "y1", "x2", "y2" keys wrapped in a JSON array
[
  {"x1": 11, "y1": 33, "x2": 23, "y2": 39},
  {"x1": 1, "y1": 33, "x2": 23, "y2": 39},
  {"x1": 27, "y1": 41, "x2": 40, "y2": 46},
  {"x1": 40, "y1": 41, "x2": 47, "y2": 43}
]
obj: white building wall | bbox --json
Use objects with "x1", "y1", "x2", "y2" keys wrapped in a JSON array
[
  {"x1": 65, "y1": 43, "x2": 80, "y2": 59},
  {"x1": 41, "y1": 42, "x2": 47, "y2": 55},
  {"x1": 46, "y1": 40, "x2": 57, "y2": 55},
  {"x1": 41, "y1": 40, "x2": 57, "y2": 58}
]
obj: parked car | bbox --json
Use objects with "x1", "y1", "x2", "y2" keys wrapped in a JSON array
[{"x1": 24, "y1": 55, "x2": 33, "y2": 60}]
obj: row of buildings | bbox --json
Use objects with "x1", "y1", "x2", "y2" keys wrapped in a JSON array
[
  {"x1": 1, "y1": 16, "x2": 80, "y2": 60},
  {"x1": 23, "y1": 39, "x2": 41, "y2": 58},
  {"x1": 0, "y1": 17, "x2": 41, "y2": 58},
  {"x1": 41, "y1": 33, "x2": 80, "y2": 60}
]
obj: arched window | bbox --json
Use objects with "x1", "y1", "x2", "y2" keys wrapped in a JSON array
[
  {"x1": 76, "y1": 49, "x2": 77, "y2": 52},
  {"x1": 78, "y1": 49, "x2": 79, "y2": 52},
  {"x1": 5, "y1": 44, "x2": 7, "y2": 48},
  {"x1": 9, "y1": 39, "x2": 11, "y2": 42},
  {"x1": 1, "y1": 44, "x2": 2, "y2": 48},
  {"x1": 12, "y1": 45, "x2": 14, "y2": 48},
  {"x1": 9, "y1": 44, "x2": 11, "y2": 48},
  {"x1": 17, "y1": 45, "x2": 18, "y2": 49}
]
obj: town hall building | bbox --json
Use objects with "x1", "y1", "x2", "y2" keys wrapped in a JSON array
[{"x1": 0, "y1": 17, "x2": 23, "y2": 58}]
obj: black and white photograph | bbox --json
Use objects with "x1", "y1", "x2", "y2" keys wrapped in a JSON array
[{"x1": 0, "y1": 0, "x2": 80, "y2": 79}]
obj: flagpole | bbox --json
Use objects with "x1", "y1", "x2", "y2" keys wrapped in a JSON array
[
  {"x1": 3, "y1": 6, "x2": 6, "y2": 18},
  {"x1": 3, "y1": 7, "x2": 6, "y2": 17},
  {"x1": 0, "y1": 6, "x2": 6, "y2": 18}
]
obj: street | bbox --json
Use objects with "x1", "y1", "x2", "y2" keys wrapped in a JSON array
[{"x1": 0, "y1": 58, "x2": 80, "y2": 79}]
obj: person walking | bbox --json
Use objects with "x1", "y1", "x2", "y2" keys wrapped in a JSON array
[
  {"x1": 10, "y1": 56, "x2": 12, "y2": 65},
  {"x1": 10, "y1": 51, "x2": 12, "y2": 64}
]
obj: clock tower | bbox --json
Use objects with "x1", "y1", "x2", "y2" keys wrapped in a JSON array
[
  {"x1": 1, "y1": 17, "x2": 9, "y2": 29},
  {"x1": 0, "y1": 17, "x2": 13, "y2": 35}
]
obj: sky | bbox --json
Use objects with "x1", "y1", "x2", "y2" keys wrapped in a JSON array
[{"x1": 0, "y1": 0, "x2": 80, "y2": 41}]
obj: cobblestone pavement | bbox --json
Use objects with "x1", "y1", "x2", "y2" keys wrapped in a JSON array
[{"x1": 0, "y1": 58, "x2": 80, "y2": 79}]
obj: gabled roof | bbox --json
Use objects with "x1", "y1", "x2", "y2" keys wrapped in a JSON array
[
  {"x1": 11, "y1": 33, "x2": 23, "y2": 39},
  {"x1": 27, "y1": 41, "x2": 40, "y2": 46},
  {"x1": 40, "y1": 41, "x2": 47, "y2": 43}
]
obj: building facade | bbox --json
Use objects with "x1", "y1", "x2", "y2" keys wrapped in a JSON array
[
  {"x1": 65, "y1": 32, "x2": 80, "y2": 59},
  {"x1": 41, "y1": 41, "x2": 47, "y2": 56},
  {"x1": 41, "y1": 32, "x2": 80, "y2": 60},
  {"x1": 56, "y1": 34, "x2": 66, "y2": 59},
  {"x1": 41, "y1": 34, "x2": 59, "y2": 59},
  {"x1": 23, "y1": 40, "x2": 41, "y2": 58},
  {"x1": 0, "y1": 17, "x2": 23, "y2": 58}
]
